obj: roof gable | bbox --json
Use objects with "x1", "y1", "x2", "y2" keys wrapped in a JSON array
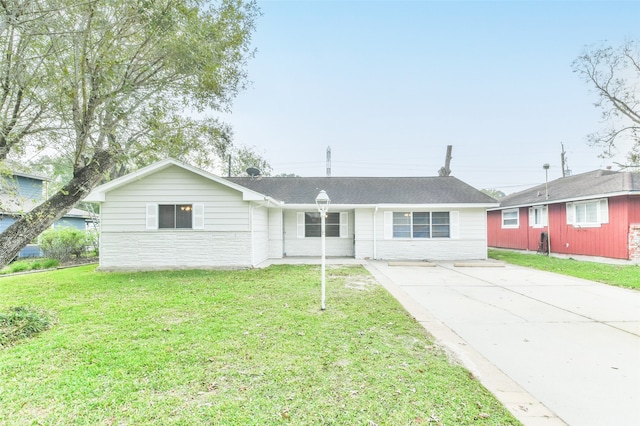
[
  {"x1": 497, "y1": 169, "x2": 640, "y2": 208},
  {"x1": 85, "y1": 158, "x2": 270, "y2": 203}
]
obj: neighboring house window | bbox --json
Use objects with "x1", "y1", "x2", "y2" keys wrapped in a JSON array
[
  {"x1": 502, "y1": 209, "x2": 519, "y2": 228},
  {"x1": 297, "y1": 212, "x2": 349, "y2": 238},
  {"x1": 146, "y1": 204, "x2": 204, "y2": 230},
  {"x1": 529, "y1": 206, "x2": 548, "y2": 228},
  {"x1": 392, "y1": 212, "x2": 450, "y2": 239},
  {"x1": 566, "y1": 199, "x2": 609, "y2": 227}
]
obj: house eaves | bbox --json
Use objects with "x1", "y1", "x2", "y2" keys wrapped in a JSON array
[
  {"x1": 489, "y1": 169, "x2": 640, "y2": 211},
  {"x1": 11, "y1": 171, "x2": 50, "y2": 181},
  {"x1": 284, "y1": 202, "x2": 499, "y2": 210}
]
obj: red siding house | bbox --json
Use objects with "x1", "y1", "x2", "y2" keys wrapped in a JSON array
[{"x1": 487, "y1": 170, "x2": 640, "y2": 262}]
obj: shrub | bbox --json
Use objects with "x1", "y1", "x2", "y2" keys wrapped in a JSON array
[
  {"x1": 28, "y1": 259, "x2": 60, "y2": 271},
  {"x1": 40, "y1": 227, "x2": 87, "y2": 263},
  {"x1": 41, "y1": 258, "x2": 60, "y2": 269},
  {"x1": 0, "y1": 306, "x2": 54, "y2": 348},
  {"x1": 0, "y1": 259, "x2": 61, "y2": 275},
  {"x1": 6, "y1": 261, "x2": 30, "y2": 273},
  {"x1": 85, "y1": 229, "x2": 99, "y2": 256}
]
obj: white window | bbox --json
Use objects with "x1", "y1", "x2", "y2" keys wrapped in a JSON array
[
  {"x1": 501, "y1": 209, "x2": 519, "y2": 228},
  {"x1": 297, "y1": 211, "x2": 348, "y2": 238},
  {"x1": 146, "y1": 203, "x2": 204, "y2": 230},
  {"x1": 566, "y1": 199, "x2": 608, "y2": 227},
  {"x1": 529, "y1": 206, "x2": 548, "y2": 228},
  {"x1": 383, "y1": 211, "x2": 459, "y2": 240},
  {"x1": 391, "y1": 212, "x2": 450, "y2": 239}
]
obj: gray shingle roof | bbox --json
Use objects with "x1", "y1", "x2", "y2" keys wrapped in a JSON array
[
  {"x1": 498, "y1": 169, "x2": 640, "y2": 208},
  {"x1": 225, "y1": 176, "x2": 496, "y2": 205}
]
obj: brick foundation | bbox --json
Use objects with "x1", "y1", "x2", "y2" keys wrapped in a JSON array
[{"x1": 629, "y1": 224, "x2": 640, "y2": 262}]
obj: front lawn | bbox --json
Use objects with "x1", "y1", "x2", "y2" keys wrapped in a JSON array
[
  {"x1": 0, "y1": 265, "x2": 519, "y2": 425},
  {"x1": 489, "y1": 249, "x2": 640, "y2": 290}
]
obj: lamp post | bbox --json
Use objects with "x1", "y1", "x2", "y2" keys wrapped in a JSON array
[
  {"x1": 543, "y1": 163, "x2": 550, "y2": 200},
  {"x1": 315, "y1": 190, "x2": 330, "y2": 310},
  {"x1": 543, "y1": 163, "x2": 551, "y2": 255}
]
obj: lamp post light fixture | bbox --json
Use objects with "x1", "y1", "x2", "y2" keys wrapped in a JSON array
[{"x1": 315, "y1": 190, "x2": 331, "y2": 310}]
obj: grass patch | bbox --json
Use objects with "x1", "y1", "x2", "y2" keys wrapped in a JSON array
[
  {"x1": 489, "y1": 249, "x2": 640, "y2": 290},
  {"x1": 0, "y1": 306, "x2": 54, "y2": 348},
  {"x1": 0, "y1": 258, "x2": 60, "y2": 275},
  {"x1": 0, "y1": 264, "x2": 519, "y2": 425}
]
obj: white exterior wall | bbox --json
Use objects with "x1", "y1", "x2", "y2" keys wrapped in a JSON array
[
  {"x1": 251, "y1": 206, "x2": 269, "y2": 265},
  {"x1": 355, "y1": 207, "x2": 488, "y2": 260},
  {"x1": 268, "y1": 208, "x2": 284, "y2": 258},
  {"x1": 282, "y1": 209, "x2": 354, "y2": 257},
  {"x1": 100, "y1": 232, "x2": 252, "y2": 270},
  {"x1": 99, "y1": 165, "x2": 255, "y2": 270},
  {"x1": 354, "y1": 208, "x2": 374, "y2": 259}
]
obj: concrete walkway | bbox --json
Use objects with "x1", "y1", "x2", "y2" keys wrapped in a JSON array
[{"x1": 365, "y1": 260, "x2": 640, "y2": 426}]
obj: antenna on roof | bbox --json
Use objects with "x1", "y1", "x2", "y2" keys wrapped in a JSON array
[
  {"x1": 326, "y1": 146, "x2": 331, "y2": 177},
  {"x1": 438, "y1": 145, "x2": 452, "y2": 176},
  {"x1": 246, "y1": 167, "x2": 260, "y2": 179}
]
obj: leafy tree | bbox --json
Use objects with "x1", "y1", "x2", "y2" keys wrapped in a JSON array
[
  {"x1": 0, "y1": 1, "x2": 60, "y2": 161},
  {"x1": 481, "y1": 189, "x2": 505, "y2": 200},
  {"x1": 0, "y1": 0, "x2": 259, "y2": 267},
  {"x1": 274, "y1": 173, "x2": 301, "y2": 177},
  {"x1": 228, "y1": 145, "x2": 272, "y2": 177},
  {"x1": 573, "y1": 40, "x2": 640, "y2": 167},
  {"x1": 40, "y1": 227, "x2": 87, "y2": 263}
]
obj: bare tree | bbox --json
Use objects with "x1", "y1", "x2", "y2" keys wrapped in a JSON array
[{"x1": 573, "y1": 40, "x2": 640, "y2": 167}]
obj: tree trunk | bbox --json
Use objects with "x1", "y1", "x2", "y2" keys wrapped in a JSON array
[{"x1": 0, "y1": 149, "x2": 115, "y2": 268}]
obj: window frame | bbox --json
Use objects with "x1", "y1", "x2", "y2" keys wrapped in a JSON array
[
  {"x1": 304, "y1": 212, "x2": 340, "y2": 237},
  {"x1": 159, "y1": 204, "x2": 193, "y2": 229},
  {"x1": 501, "y1": 208, "x2": 519, "y2": 229},
  {"x1": 146, "y1": 203, "x2": 204, "y2": 230},
  {"x1": 391, "y1": 211, "x2": 450, "y2": 239},
  {"x1": 298, "y1": 211, "x2": 348, "y2": 238},
  {"x1": 529, "y1": 206, "x2": 548, "y2": 228},
  {"x1": 567, "y1": 199, "x2": 608, "y2": 228}
]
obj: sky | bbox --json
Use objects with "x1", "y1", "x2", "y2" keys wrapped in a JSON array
[{"x1": 220, "y1": 0, "x2": 640, "y2": 194}]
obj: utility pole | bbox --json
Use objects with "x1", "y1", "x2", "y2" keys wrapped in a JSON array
[
  {"x1": 326, "y1": 146, "x2": 331, "y2": 177},
  {"x1": 561, "y1": 143, "x2": 566, "y2": 178},
  {"x1": 438, "y1": 145, "x2": 453, "y2": 176}
]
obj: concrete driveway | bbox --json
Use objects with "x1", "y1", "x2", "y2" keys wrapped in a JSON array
[{"x1": 365, "y1": 260, "x2": 640, "y2": 426}]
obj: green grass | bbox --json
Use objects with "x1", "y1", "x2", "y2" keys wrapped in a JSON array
[
  {"x1": 489, "y1": 249, "x2": 640, "y2": 290},
  {"x1": 0, "y1": 265, "x2": 520, "y2": 425},
  {"x1": 0, "y1": 258, "x2": 60, "y2": 275}
]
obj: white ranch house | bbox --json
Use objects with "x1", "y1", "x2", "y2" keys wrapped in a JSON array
[{"x1": 85, "y1": 159, "x2": 497, "y2": 270}]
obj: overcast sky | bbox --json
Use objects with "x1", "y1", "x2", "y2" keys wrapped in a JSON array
[{"x1": 221, "y1": 0, "x2": 640, "y2": 194}]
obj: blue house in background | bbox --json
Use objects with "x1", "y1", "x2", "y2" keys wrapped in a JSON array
[{"x1": 0, "y1": 171, "x2": 91, "y2": 258}]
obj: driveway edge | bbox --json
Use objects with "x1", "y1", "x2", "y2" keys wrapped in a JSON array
[{"x1": 365, "y1": 261, "x2": 567, "y2": 426}]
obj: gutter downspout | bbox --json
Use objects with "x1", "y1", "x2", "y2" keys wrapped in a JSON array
[
  {"x1": 282, "y1": 210, "x2": 286, "y2": 257},
  {"x1": 249, "y1": 204, "x2": 254, "y2": 265},
  {"x1": 373, "y1": 206, "x2": 378, "y2": 259}
]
